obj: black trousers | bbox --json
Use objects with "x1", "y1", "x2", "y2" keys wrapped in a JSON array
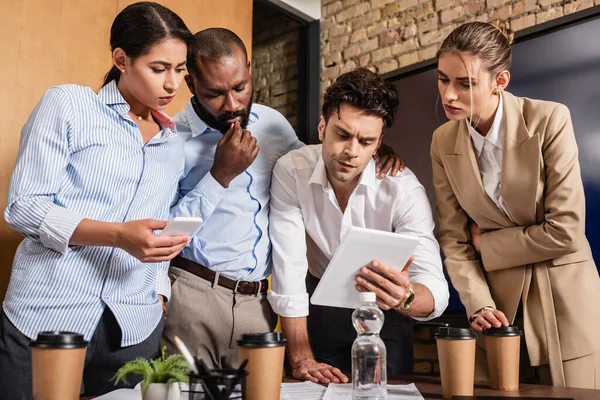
[
  {"x1": 306, "y1": 272, "x2": 414, "y2": 374},
  {"x1": 0, "y1": 307, "x2": 164, "y2": 399}
]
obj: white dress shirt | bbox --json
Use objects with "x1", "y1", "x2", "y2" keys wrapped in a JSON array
[
  {"x1": 267, "y1": 144, "x2": 449, "y2": 319},
  {"x1": 467, "y1": 95, "x2": 512, "y2": 219}
]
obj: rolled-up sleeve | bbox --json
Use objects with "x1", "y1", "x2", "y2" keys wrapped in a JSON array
[
  {"x1": 4, "y1": 87, "x2": 84, "y2": 254},
  {"x1": 393, "y1": 185, "x2": 449, "y2": 320},
  {"x1": 267, "y1": 157, "x2": 310, "y2": 317}
]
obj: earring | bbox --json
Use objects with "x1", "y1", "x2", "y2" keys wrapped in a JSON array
[
  {"x1": 492, "y1": 90, "x2": 498, "y2": 96},
  {"x1": 121, "y1": 69, "x2": 125, "y2": 73}
]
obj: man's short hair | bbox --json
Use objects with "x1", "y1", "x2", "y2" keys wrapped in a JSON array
[
  {"x1": 322, "y1": 68, "x2": 399, "y2": 129},
  {"x1": 187, "y1": 28, "x2": 248, "y2": 77}
]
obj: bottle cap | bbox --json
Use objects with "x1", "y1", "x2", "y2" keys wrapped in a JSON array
[{"x1": 359, "y1": 292, "x2": 376, "y2": 303}]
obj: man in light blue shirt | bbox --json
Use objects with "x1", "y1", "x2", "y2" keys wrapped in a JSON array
[
  {"x1": 162, "y1": 29, "x2": 403, "y2": 368},
  {"x1": 161, "y1": 29, "x2": 302, "y2": 368}
]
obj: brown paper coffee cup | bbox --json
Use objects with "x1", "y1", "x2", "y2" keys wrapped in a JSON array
[
  {"x1": 31, "y1": 331, "x2": 88, "y2": 400},
  {"x1": 483, "y1": 326, "x2": 522, "y2": 391},
  {"x1": 435, "y1": 327, "x2": 476, "y2": 400},
  {"x1": 237, "y1": 332, "x2": 286, "y2": 400}
]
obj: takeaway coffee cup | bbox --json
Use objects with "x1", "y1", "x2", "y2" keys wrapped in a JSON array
[
  {"x1": 483, "y1": 325, "x2": 522, "y2": 390},
  {"x1": 237, "y1": 332, "x2": 287, "y2": 400},
  {"x1": 435, "y1": 327, "x2": 477, "y2": 400},
  {"x1": 31, "y1": 331, "x2": 88, "y2": 400}
]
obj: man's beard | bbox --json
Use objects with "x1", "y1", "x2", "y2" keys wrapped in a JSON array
[{"x1": 191, "y1": 92, "x2": 253, "y2": 134}]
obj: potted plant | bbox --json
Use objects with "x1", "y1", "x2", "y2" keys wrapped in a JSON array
[{"x1": 112, "y1": 346, "x2": 191, "y2": 400}]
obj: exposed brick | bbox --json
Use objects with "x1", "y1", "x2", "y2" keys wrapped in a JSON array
[
  {"x1": 360, "y1": 37, "x2": 379, "y2": 53},
  {"x1": 418, "y1": 16, "x2": 439, "y2": 34},
  {"x1": 435, "y1": 0, "x2": 458, "y2": 11},
  {"x1": 489, "y1": 4, "x2": 512, "y2": 20},
  {"x1": 465, "y1": 0, "x2": 486, "y2": 15},
  {"x1": 350, "y1": 28, "x2": 367, "y2": 43},
  {"x1": 340, "y1": 59, "x2": 358, "y2": 74},
  {"x1": 419, "y1": 24, "x2": 454, "y2": 47},
  {"x1": 372, "y1": 0, "x2": 396, "y2": 8},
  {"x1": 486, "y1": 0, "x2": 510, "y2": 8},
  {"x1": 359, "y1": 53, "x2": 371, "y2": 67},
  {"x1": 391, "y1": 38, "x2": 418, "y2": 55},
  {"x1": 371, "y1": 47, "x2": 392, "y2": 63},
  {"x1": 343, "y1": 44, "x2": 362, "y2": 59},
  {"x1": 353, "y1": 10, "x2": 381, "y2": 29},
  {"x1": 326, "y1": 1, "x2": 344, "y2": 16},
  {"x1": 512, "y1": 0, "x2": 538, "y2": 15},
  {"x1": 510, "y1": 13, "x2": 536, "y2": 31},
  {"x1": 322, "y1": 64, "x2": 341, "y2": 80},
  {"x1": 376, "y1": 58, "x2": 399, "y2": 74},
  {"x1": 367, "y1": 21, "x2": 388, "y2": 38},
  {"x1": 418, "y1": 45, "x2": 439, "y2": 60},
  {"x1": 399, "y1": 0, "x2": 420, "y2": 12},
  {"x1": 323, "y1": 0, "x2": 337, "y2": 5},
  {"x1": 564, "y1": 0, "x2": 594, "y2": 14},
  {"x1": 440, "y1": 5, "x2": 465, "y2": 23},
  {"x1": 337, "y1": 3, "x2": 370, "y2": 23},
  {"x1": 403, "y1": 23, "x2": 418, "y2": 39},
  {"x1": 398, "y1": 51, "x2": 420, "y2": 67},
  {"x1": 330, "y1": 35, "x2": 350, "y2": 51},
  {"x1": 388, "y1": 18, "x2": 403, "y2": 31},
  {"x1": 538, "y1": 0, "x2": 562, "y2": 8},
  {"x1": 379, "y1": 30, "x2": 400, "y2": 46},
  {"x1": 414, "y1": 361, "x2": 433, "y2": 374},
  {"x1": 342, "y1": 0, "x2": 361, "y2": 6},
  {"x1": 381, "y1": 2, "x2": 400, "y2": 18},
  {"x1": 536, "y1": 7, "x2": 564, "y2": 23},
  {"x1": 323, "y1": 52, "x2": 342, "y2": 67},
  {"x1": 328, "y1": 24, "x2": 348, "y2": 38}
]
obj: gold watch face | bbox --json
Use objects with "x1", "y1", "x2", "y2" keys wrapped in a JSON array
[{"x1": 401, "y1": 291, "x2": 415, "y2": 310}]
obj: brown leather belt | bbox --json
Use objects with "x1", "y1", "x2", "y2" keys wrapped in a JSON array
[{"x1": 171, "y1": 256, "x2": 268, "y2": 296}]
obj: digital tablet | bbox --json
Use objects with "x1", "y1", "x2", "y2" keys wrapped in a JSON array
[{"x1": 310, "y1": 226, "x2": 420, "y2": 309}]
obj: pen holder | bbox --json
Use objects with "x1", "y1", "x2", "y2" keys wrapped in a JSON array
[{"x1": 188, "y1": 368, "x2": 247, "y2": 400}]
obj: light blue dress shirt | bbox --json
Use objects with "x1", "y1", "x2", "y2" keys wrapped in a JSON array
[
  {"x1": 3, "y1": 81, "x2": 184, "y2": 346},
  {"x1": 171, "y1": 100, "x2": 303, "y2": 281}
]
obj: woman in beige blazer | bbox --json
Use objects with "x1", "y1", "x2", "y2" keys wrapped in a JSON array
[{"x1": 430, "y1": 21, "x2": 600, "y2": 389}]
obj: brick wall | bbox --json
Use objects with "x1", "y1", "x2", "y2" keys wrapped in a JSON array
[
  {"x1": 320, "y1": 0, "x2": 599, "y2": 91},
  {"x1": 252, "y1": 2, "x2": 300, "y2": 130}
]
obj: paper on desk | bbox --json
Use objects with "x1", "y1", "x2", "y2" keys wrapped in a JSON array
[
  {"x1": 323, "y1": 383, "x2": 424, "y2": 400},
  {"x1": 280, "y1": 381, "x2": 326, "y2": 400}
]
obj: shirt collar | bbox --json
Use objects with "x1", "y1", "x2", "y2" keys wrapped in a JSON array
[
  {"x1": 184, "y1": 97, "x2": 259, "y2": 137},
  {"x1": 467, "y1": 94, "x2": 504, "y2": 157},
  {"x1": 308, "y1": 145, "x2": 377, "y2": 191},
  {"x1": 97, "y1": 80, "x2": 176, "y2": 131}
]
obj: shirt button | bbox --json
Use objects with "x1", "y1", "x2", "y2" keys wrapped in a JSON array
[
  {"x1": 103, "y1": 296, "x2": 109, "y2": 301},
  {"x1": 115, "y1": 255, "x2": 119, "y2": 261}
]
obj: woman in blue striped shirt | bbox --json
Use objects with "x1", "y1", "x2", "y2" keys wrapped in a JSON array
[{"x1": 0, "y1": 2, "x2": 194, "y2": 397}]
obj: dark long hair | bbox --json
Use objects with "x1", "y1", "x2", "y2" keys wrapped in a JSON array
[{"x1": 102, "y1": 2, "x2": 193, "y2": 87}]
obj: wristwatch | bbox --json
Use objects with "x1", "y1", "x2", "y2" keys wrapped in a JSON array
[
  {"x1": 395, "y1": 283, "x2": 415, "y2": 311},
  {"x1": 468, "y1": 306, "x2": 496, "y2": 323}
]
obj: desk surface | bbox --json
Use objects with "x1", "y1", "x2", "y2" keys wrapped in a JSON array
[{"x1": 389, "y1": 375, "x2": 600, "y2": 400}]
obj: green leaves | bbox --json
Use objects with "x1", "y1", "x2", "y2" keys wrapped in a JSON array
[{"x1": 111, "y1": 346, "x2": 192, "y2": 393}]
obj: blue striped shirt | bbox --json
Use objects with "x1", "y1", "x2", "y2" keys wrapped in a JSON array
[
  {"x1": 3, "y1": 81, "x2": 184, "y2": 346},
  {"x1": 170, "y1": 101, "x2": 303, "y2": 281}
]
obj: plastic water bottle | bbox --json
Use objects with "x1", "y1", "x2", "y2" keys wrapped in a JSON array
[{"x1": 351, "y1": 292, "x2": 387, "y2": 400}]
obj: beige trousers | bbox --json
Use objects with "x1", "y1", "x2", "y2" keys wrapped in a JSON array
[{"x1": 161, "y1": 266, "x2": 277, "y2": 369}]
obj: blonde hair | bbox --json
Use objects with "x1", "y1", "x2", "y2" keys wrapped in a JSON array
[{"x1": 436, "y1": 20, "x2": 514, "y2": 77}]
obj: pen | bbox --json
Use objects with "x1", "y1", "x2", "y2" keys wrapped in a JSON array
[{"x1": 174, "y1": 335, "x2": 199, "y2": 374}]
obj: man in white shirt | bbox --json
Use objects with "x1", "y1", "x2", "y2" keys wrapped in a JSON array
[{"x1": 268, "y1": 68, "x2": 449, "y2": 384}]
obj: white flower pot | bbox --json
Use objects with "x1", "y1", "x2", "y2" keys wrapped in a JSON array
[{"x1": 143, "y1": 382, "x2": 181, "y2": 400}]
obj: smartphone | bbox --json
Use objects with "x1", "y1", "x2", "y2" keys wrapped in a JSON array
[{"x1": 159, "y1": 217, "x2": 204, "y2": 237}]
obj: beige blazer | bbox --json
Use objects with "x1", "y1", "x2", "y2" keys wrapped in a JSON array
[{"x1": 430, "y1": 90, "x2": 600, "y2": 386}]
